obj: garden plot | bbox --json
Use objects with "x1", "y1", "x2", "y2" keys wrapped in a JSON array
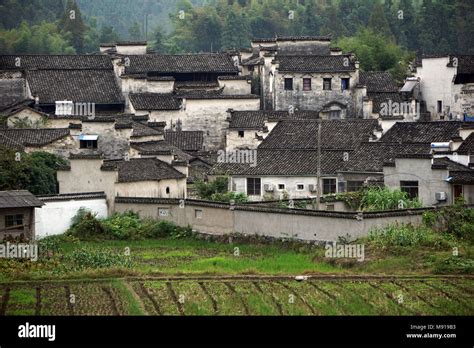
[{"x1": 67, "y1": 283, "x2": 125, "y2": 316}]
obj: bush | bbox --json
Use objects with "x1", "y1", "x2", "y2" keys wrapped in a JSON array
[
  {"x1": 101, "y1": 211, "x2": 142, "y2": 240},
  {"x1": 210, "y1": 191, "x2": 248, "y2": 203},
  {"x1": 67, "y1": 211, "x2": 105, "y2": 240},
  {"x1": 141, "y1": 219, "x2": 177, "y2": 238},
  {"x1": 195, "y1": 177, "x2": 228, "y2": 200},
  {"x1": 368, "y1": 223, "x2": 453, "y2": 252},
  {"x1": 65, "y1": 248, "x2": 132, "y2": 270},
  {"x1": 360, "y1": 187, "x2": 422, "y2": 211},
  {"x1": 433, "y1": 256, "x2": 474, "y2": 274},
  {"x1": 434, "y1": 198, "x2": 474, "y2": 242},
  {"x1": 37, "y1": 234, "x2": 79, "y2": 258}
]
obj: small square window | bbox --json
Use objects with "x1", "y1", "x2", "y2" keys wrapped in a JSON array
[
  {"x1": 5, "y1": 214, "x2": 24, "y2": 230},
  {"x1": 323, "y1": 78, "x2": 332, "y2": 90},
  {"x1": 341, "y1": 78, "x2": 350, "y2": 91},
  {"x1": 195, "y1": 209, "x2": 203, "y2": 219},
  {"x1": 80, "y1": 139, "x2": 98, "y2": 149},
  {"x1": 284, "y1": 78, "x2": 293, "y2": 90},
  {"x1": 400, "y1": 181, "x2": 418, "y2": 199},
  {"x1": 323, "y1": 178, "x2": 337, "y2": 194},
  {"x1": 278, "y1": 184, "x2": 285, "y2": 190},
  {"x1": 303, "y1": 78, "x2": 312, "y2": 91},
  {"x1": 296, "y1": 183, "x2": 304, "y2": 191},
  {"x1": 238, "y1": 130, "x2": 245, "y2": 138}
]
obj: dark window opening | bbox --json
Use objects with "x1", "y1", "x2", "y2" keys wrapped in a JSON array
[
  {"x1": 400, "y1": 181, "x2": 419, "y2": 199},
  {"x1": 303, "y1": 78, "x2": 312, "y2": 91},
  {"x1": 323, "y1": 178, "x2": 337, "y2": 194},
  {"x1": 323, "y1": 78, "x2": 332, "y2": 90},
  {"x1": 5, "y1": 214, "x2": 24, "y2": 230},
  {"x1": 165, "y1": 187, "x2": 170, "y2": 194},
  {"x1": 296, "y1": 183, "x2": 304, "y2": 190},
  {"x1": 278, "y1": 184, "x2": 285, "y2": 190},
  {"x1": 247, "y1": 177, "x2": 261, "y2": 195},
  {"x1": 454, "y1": 184, "x2": 463, "y2": 199},
  {"x1": 437, "y1": 100, "x2": 443, "y2": 113},
  {"x1": 80, "y1": 140, "x2": 98, "y2": 149},
  {"x1": 341, "y1": 78, "x2": 350, "y2": 91},
  {"x1": 238, "y1": 130, "x2": 245, "y2": 138},
  {"x1": 329, "y1": 110, "x2": 341, "y2": 120},
  {"x1": 347, "y1": 181, "x2": 364, "y2": 192},
  {"x1": 284, "y1": 78, "x2": 293, "y2": 90}
]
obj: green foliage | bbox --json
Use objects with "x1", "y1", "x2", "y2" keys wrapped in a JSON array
[
  {"x1": 433, "y1": 255, "x2": 474, "y2": 274},
  {"x1": 368, "y1": 223, "x2": 454, "y2": 252},
  {"x1": 195, "y1": 177, "x2": 228, "y2": 199},
  {"x1": 210, "y1": 191, "x2": 248, "y2": 203},
  {"x1": 67, "y1": 210, "x2": 191, "y2": 241},
  {"x1": 359, "y1": 186, "x2": 422, "y2": 211},
  {"x1": 428, "y1": 198, "x2": 474, "y2": 243},
  {"x1": 0, "y1": 147, "x2": 67, "y2": 195},
  {"x1": 65, "y1": 248, "x2": 133, "y2": 270}
]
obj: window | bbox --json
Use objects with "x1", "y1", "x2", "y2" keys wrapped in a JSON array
[
  {"x1": 323, "y1": 178, "x2": 337, "y2": 194},
  {"x1": 341, "y1": 78, "x2": 350, "y2": 91},
  {"x1": 329, "y1": 110, "x2": 341, "y2": 120},
  {"x1": 303, "y1": 78, "x2": 312, "y2": 91},
  {"x1": 247, "y1": 177, "x2": 261, "y2": 195},
  {"x1": 347, "y1": 181, "x2": 364, "y2": 192},
  {"x1": 195, "y1": 209, "x2": 203, "y2": 219},
  {"x1": 238, "y1": 130, "x2": 245, "y2": 138},
  {"x1": 5, "y1": 214, "x2": 24, "y2": 230},
  {"x1": 454, "y1": 185, "x2": 463, "y2": 199},
  {"x1": 323, "y1": 78, "x2": 332, "y2": 90},
  {"x1": 80, "y1": 140, "x2": 98, "y2": 149},
  {"x1": 165, "y1": 187, "x2": 170, "y2": 194},
  {"x1": 278, "y1": 184, "x2": 285, "y2": 190},
  {"x1": 284, "y1": 78, "x2": 293, "y2": 90},
  {"x1": 400, "y1": 181, "x2": 418, "y2": 199},
  {"x1": 296, "y1": 183, "x2": 304, "y2": 191},
  {"x1": 437, "y1": 100, "x2": 443, "y2": 113}
]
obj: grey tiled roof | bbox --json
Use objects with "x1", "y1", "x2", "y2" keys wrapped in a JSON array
[
  {"x1": 131, "y1": 121, "x2": 162, "y2": 138},
  {"x1": 123, "y1": 54, "x2": 238, "y2": 74},
  {"x1": 228, "y1": 110, "x2": 319, "y2": 129},
  {"x1": 368, "y1": 92, "x2": 404, "y2": 114},
  {"x1": 212, "y1": 149, "x2": 347, "y2": 176},
  {"x1": 26, "y1": 70, "x2": 123, "y2": 104},
  {"x1": 0, "y1": 190, "x2": 43, "y2": 208},
  {"x1": 164, "y1": 130, "x2": 204, "y2": 152},
  {"x1": 130, "y1": 140, "x2": 193, "y2": 160},
  {"x1": 433, "y1": 157, "x2": 474, "y2": 184},
  {"x1": 379, "y1": 121, "x2": 467, "y2": 144},
  {"x1": 457, "y1": 133, "x2": 474, "y2": 154},
  {"x1": 359, "y1": 71, "x2": 398, "y2": 92},
  {"x1": 101, "y1": 158, "x2": 186, "y2": 182},
  {"x1": 0, "y1": 55, "x2": 113, "y2": 70},
  {"x1": 129, "y1": 93, "x2": 182, "y2": 111},
  {"x1": 0, "y1": 128, "x2": 70, "y2": 148},
  {"x1": 276, "y1": 55, "x2": 356, "y2": 72},
  {"x1": 341, "y1": 142, "x2": 431, "y2": 173},
  {"x1": 258, "y1": 119, "x2": 379, "y2": 150}
]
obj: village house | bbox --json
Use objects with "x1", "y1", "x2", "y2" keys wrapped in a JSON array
[
  {"x1": 0, "y1": 190, "x2": 43, "y2": 241},
  {"x1": 57, "y1": 153, "x2": 187, "y2": 213},
  {"x1": 410, "y1": 55, "x2": 474, "y2": 121}
]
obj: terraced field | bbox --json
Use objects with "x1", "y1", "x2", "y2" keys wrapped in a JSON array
[{"x1": 1, "y1": 276, "x2": 473, "y2": 316}]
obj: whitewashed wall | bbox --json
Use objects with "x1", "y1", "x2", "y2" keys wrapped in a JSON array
[{"x1": 35, "y1": 198, "x2": 108, "y2": 238}]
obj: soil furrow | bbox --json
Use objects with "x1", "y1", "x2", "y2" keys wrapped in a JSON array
[
  {"x1": 166, "y1": 282, "x2": 185, "y2": 316},
  {"x1": 198, "y1": 282, "x2": 218, "y2": 314},
  {"x1": 224, "y1": 282, "x2": 250, "y2": 315}
]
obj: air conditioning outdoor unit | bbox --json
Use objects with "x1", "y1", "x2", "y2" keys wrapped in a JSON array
[
  {"x1": 435, "y1": 192, "x2": 447, "y2": 201},
  {"x1": 264, "y1": 184, "x2": 274, "y2": 192},
  {"x1": 309, "y1": 184, "x2": 317, "y2": 192}
]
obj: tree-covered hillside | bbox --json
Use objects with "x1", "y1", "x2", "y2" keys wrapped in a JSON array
[{"x1": 0, "y1": 0, "x2": 473, "y2": 58}]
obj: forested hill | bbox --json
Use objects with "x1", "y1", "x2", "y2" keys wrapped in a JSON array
[{"x1": 1, "y1": 0, "x2": 473, "y2": 59}]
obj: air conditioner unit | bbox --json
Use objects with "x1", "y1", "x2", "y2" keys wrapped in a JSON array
[
  {"x1": 309, "y1": 184, "x2": 317, "y2": 192},
  {"x1": 264, "y1": 184, "x2": 274, "y2": 192},
  {"x1": 435, "y1": 192, "x2": 447, "y2": 201}
]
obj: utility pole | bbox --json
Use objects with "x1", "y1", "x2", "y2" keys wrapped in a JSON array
[{"x1": 316, "y1": 118, "x2": 322, "y2": 210}]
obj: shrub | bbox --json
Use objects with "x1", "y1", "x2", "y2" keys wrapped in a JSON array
[
  {"x1": 210, "y1": 191, "x2": 248, "y2": 203},
  {"x1": 368, "y1": 223, "x2": 453, "y2": 252},
  {"x1": 195, "y1": 177, "x2": 228, "y2": 200},
  {"x1": 65, "y1": 248, "x2": 133, "y2": 270},
  {"x1": 101, "y1": 211, "x2": 142, "y2": 240},
  {"x1": 67, "y1": 211, "x2": 105, "y2": 240},
  {"x1": 360, "y1": 187, "x2": 422, "y2": 211},
  {"x1": 435, "y1": 198, "x2": 474, "y2": 242},
  {"x1": 433, "y1": 256, "x2": 474, "y2": 274},
  {"x1": 141, "y1": 219, "x2": 177, "y2": 238},
  {"x1": 37, "y1": 234, "x2": 79, "y2": 258}
]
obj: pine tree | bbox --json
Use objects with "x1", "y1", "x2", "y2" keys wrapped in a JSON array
[
  {"x1": 128, "y1": 21, "x2": 142, "y2": 40},
  {"x1": 59, "y1": 0, "x2": 86, "y2": 53},
  {"x1": 368, "y1": 2, "x2": 393, "y2": 39}
]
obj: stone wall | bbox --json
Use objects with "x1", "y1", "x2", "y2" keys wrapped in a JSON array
[{"x1": 114, "y1": 197, "x2": 436, "y2": 242}]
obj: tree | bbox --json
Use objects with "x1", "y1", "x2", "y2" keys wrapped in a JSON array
[
  {"x1": 59, "y1": 0, "x2": 86, "y2": 53},
  {"x1": 128, "y1": 21, "x2": 142, "y2": 40},
  {"x1": 99, "y1": 25, "x2": 120, "y2": 43},
  {"x1": 222, "y1": 10, "x2": 250, "y2": 49},
  {"x1": 368, "y1": 2, "x2": 393, "y2": 39},
  {"x1": 191, "y1": 8, "x2": 222, "y2": 52},
  {"x1": 152, "y1": 26, "x2": 166, "y2": 53}
]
